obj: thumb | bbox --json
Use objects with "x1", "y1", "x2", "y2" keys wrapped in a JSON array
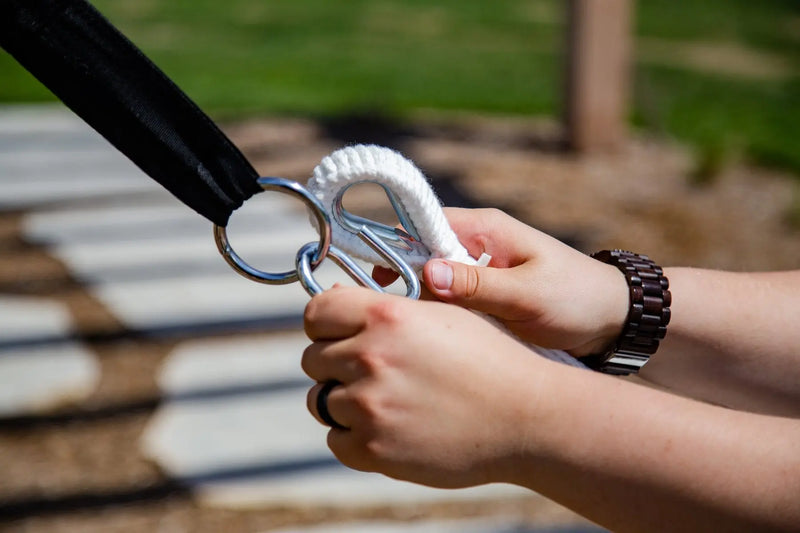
[{"x1": 423, "y1": 259, "x2": 521, "y2": 317}]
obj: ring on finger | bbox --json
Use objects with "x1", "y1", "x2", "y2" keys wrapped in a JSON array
[{"x1": 317, "y1": 380, "x2": 347, "y2": 430}]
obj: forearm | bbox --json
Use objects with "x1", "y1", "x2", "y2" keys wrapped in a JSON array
[
  {"x1": 503, "y1": 362, "x2": 800, "y2": 532},
  {"x1": 639, "y1": 268, "x2": 800, "y2": 415}
]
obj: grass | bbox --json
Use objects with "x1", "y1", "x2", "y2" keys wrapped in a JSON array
[{"x1": 1, "y1": 0, "x2": 798, "y2": 174}]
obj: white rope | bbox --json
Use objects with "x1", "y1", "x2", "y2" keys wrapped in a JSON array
[{"x1": 308, "y1": 144, "x2": 586, "y2": 369}]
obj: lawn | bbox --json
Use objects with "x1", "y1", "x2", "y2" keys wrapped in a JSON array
[{"x1": 1, "y1": 0, "x2": 798, "y2": 174}]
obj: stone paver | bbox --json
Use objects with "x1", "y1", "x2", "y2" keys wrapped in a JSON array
[
  {"x1": 0, "y1": 106, "x2": 158, "y2": 208},
  {"x1": 0, "y1": 296, "x2": 99, "y2": 415},
  {"x1": 1, "y1": 294, "x2": 72, "y2": 342},
  {"x1": 270, "y1": 517, "x2": 606, "y2": 533}
]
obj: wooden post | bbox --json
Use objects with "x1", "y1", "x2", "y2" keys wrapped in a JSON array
[{"x1": 565, "y1": 0, "x2": 633, "y2": 152}]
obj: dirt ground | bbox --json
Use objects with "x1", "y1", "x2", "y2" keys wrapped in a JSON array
[{"x1": 1, "y1": 113, "x2": 798, "y2": 532}]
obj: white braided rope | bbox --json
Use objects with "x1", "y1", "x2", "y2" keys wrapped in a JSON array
[
  {"x1": 308, "y1": 144, "x2": 586, "y2": 369},
  {"x1": 309, "y1": 144, "x2": 472, "y2": 268}
]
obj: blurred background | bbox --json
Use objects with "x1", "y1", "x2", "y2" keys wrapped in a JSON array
[
  {"x1": 1, "y1": 1, "x2": 798, "y2": 532},
  {"x1": 3, "y1": 0, "x2": 799, "y2": 173}
]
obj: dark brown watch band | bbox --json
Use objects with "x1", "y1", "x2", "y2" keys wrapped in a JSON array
[{"x1": 582, "y1": 250, "x2": 671, "y2": 375}]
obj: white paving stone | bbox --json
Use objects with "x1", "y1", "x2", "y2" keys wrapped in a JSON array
[
  {"x1": 0, "y1": 295, "x2": 73, "y2": 342},
  {"x1": 0, "y1": 344, "x2": 100, "y2": 416},
  {"x1": 142, "y1": 334, "x2": 529, "y2": 509},
  {"x1": 1, "y1": 177, "x2": 157, "y2": 208},
  {"x1": 0, "y1": 297, "x2": 99, "y2": 415},
  {"x1": 0, "y1": 104, "x2": 100, "y2": 134},
  {"x1": 269, "y1": 517, "x2": 603, "y2": 533},
  {"x1": 0, "y1": 106, "x2": 159, "y2": 208}
]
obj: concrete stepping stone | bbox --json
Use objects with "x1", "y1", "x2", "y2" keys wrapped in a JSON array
[
  {"x1": 0, "y1": 296, "x2": 99, "y2": 415},
  {"x1": 142, "y1": 333, "x2": 529, "y2": 508},
  {"x1": 270, "y1": 517, "x2": 606, "y2": 533},
  {"x1": 0, "y1": 104, "x2": 104, "y2": 136},
  {"x1": 1, "y1": 294, "x2": 72, "y2": 343},
  {"x1": 0, "y1": 106, "x2": 159, "y2": 209}
]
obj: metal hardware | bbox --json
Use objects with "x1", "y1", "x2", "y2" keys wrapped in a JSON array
[
  {"x1": 332, "y1": 183, "x2": 429, "y2": 257},
  {"x1": 215, "y1": 177, "x2": 421, "y2": 300},
  {"x1": 214, "y1": 177, "x2": 331, "y2": 285},
  {"x1": 295, "y1": 226, "x2": 421, "y2": 299}
]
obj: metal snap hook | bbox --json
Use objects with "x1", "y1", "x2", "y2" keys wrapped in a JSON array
[
  {"x1": 331, "y1": 182, "x2": 429, "y2": 257},
  {"x1": 214, "y1": 177, "x2": 332, "y2": 285},
  {"x1": 295, "y1": 225, "x2": 421, "y2": 299}
]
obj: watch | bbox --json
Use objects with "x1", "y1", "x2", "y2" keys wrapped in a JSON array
[{"x1": 582, "y1": 250, "x2": 671, "y2": 375}]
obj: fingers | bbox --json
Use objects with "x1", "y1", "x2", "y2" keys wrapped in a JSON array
[
  {"x1": 301, "y1": 338, "x2": 367, "y2": 384},
  {"x1": 376, "y1": 208, "x2": 526, "y2": 287},
  {"x1": 442, "y1": 207, "x2": 533, "y2": 267},
  {"x1": 304, "y1": 286, "x2": 382, "y2": 341},
  {"x1": 423, "y1": 258, "x2": 525, "y2": 317},
  {"x1": 305, "y1": 382, "x2": 378, "y2": 475},
  {"x1": 307, "y1": 381, "x2": 349, "y2": 429}
]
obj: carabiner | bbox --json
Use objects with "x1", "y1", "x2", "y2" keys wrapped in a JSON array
[
  {"x1": 295, "y1": 225, "x2": 421, "y2": 299},
  {"x1": 331, "y1": 182, "x2": 428, "y2": 256}
]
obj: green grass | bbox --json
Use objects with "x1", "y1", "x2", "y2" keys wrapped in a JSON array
[{"x1": 1, "y1": 0, "x2": 798, "y2": 174}]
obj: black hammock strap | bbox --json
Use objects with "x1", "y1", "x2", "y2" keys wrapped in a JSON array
[{"x1": 0, "y1": 0, "x2": 261, "y2": 227}]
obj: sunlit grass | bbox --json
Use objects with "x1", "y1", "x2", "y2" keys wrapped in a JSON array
[{"x1": 1, "y1": 0, "x2": 797, "y2": 174}]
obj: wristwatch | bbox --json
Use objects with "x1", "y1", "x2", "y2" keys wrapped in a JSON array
[{"x1": 582, "y1": 250, "x2": 671, "y2": 375}]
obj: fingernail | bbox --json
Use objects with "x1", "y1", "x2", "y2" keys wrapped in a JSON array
[{"x1": 430, "y1": 260, "x2": 453, "y2": 290}]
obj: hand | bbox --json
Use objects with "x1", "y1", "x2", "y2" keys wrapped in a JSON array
[
  {"x1": 379, "y1": 208, "x2": 629, "y2": 356},
  {"x1": 302, "y1": 286, "x2": 552, "y2": 488}
]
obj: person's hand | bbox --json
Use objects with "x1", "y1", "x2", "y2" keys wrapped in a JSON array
[
  {"x1": 302, "y1": 286, "x2": 554, "y2": 488},
  {"x1": 376, "y1": 208, "x2": 628, "y2": 356}
]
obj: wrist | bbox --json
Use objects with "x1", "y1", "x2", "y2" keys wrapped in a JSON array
[
  {"x1": 486, "y1": 353, "x2": 573, "y2": 485},
  {"x1": 595, "y1": 262, "x2": 632, "y2": 352},
  {"x1": 569, "y1": 260, "x2": 630, "y2": 357},
  {"x1": 495, "y1": 359, "x2": 593, "y2": 488}
]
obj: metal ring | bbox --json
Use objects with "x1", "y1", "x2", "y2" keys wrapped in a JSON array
[
  {"x1": 296, "y1": 242, "x2": 384, "y2": 296},
  {"x1": 214, "y1": 177, "x2": 332, "y2": 285},
  {"x1": 317, "y1": 380, "x2": 346, "y2": 430}
]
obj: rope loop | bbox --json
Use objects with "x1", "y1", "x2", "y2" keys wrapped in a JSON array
[{"x1": 307, "y1": 144, "x2": 475, "y2": 269}]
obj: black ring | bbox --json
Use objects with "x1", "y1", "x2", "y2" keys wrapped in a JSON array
[{"x1": 317, "y1": 380, "x2": 346, "y2": 430}]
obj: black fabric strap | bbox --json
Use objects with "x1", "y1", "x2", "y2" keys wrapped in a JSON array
[{"x1": 0, "y1": 0, "x2": 261, "y2": 226}]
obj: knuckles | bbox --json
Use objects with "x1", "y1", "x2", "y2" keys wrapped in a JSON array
[
  {"x1": 348, "y1": 385, "x2": 384, "y2": 420},
  {"x1": 364, "y1": 297, "x2": 404, "y2": 330},
  {"x1": 300, "y1": 344, "x2": 317, "y2": 379},
  {"x1": 303, "y1": 295, "x2": 325, "y2": 339},
  {"x1": 476, "y1": 207, "x2": 507, "y2": 225}
]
